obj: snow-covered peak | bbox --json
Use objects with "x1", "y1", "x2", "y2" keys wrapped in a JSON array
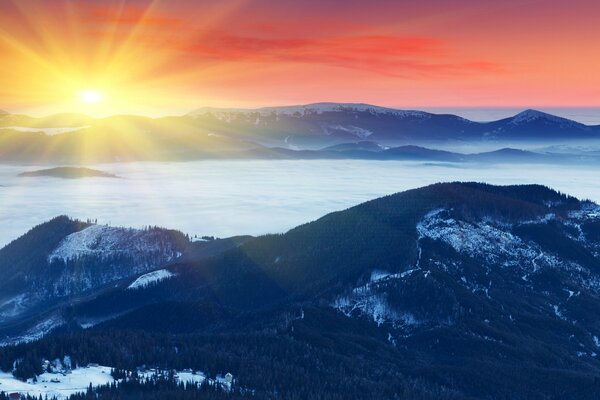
[
  {"x1": 189, "y1": 103, "x2": 431, "y2": 120},
  {"x1": 510, "y1": 109, "x2": 583, "y2": 127}
]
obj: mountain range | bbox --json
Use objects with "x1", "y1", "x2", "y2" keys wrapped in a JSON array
[
  {"x1": 1, "y1": 103, "x2": 600, "y2": 164},
  {"x1": 188, "y1": 103, "x2": 600, "y2": 146},
  {"x1": 3, "y1": 183, "x2": 600, "y2": 398}
]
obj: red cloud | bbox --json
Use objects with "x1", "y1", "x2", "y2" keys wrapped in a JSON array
[
  {"x1": 184, "y1": 32, "x2": 503, "y2": 77},
  {"x1": 48, "y1": 2, "x2": 503, "y2": 79}
]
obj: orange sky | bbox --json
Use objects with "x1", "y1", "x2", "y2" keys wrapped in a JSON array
[{"x1": 1, "y1": 0, "x2": 600, "y2": 116}]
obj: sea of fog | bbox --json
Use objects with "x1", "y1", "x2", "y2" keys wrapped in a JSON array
[{"x1": 1, "y1": 160, "x2": 600, "y2": 248}]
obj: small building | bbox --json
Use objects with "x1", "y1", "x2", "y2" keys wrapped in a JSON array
[
  {"x1": 9, "y1": 393, "x2": 21, "y2": 400},
  {"x1": 224, "y1": 373, "x2": 233, "y2": 384}
]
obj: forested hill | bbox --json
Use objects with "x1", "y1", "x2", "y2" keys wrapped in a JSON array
[{"x1": 3, "y1": 183, "x2": 600, "y2": 399}]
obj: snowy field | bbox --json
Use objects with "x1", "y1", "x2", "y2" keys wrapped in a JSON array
[
  {"x1": 0, "y1": 365, "x2": 231, "y2": 399},
  {"x1": 0, "y1": 366, "x2": 114, "y2": 399},
  {"x1": 1, "y1": 160, "x2": 600, "y2": 247}
]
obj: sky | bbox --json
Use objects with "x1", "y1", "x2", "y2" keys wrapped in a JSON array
[{"x1": 1, "y1": 0, "x2": 600, "y2": 117}]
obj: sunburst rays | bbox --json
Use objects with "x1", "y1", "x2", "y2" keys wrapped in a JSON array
[{"x1": 0, "y1": 0, "x2": 246, "y2": 116}]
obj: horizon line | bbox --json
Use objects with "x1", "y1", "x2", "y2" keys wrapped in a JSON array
[{"x1": 3, "y1": 102, "x2": 600, "y2": 123}]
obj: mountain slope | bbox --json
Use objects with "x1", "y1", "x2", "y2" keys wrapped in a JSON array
[
  {"x1": 483, "y1": 109, "x2": 594, "y2": 139},
  {"x1": 0, "y1": 218, "x2": 190, "y2": 342},
  {"x1": 4, "y1": 183, "x2": 600, "y2": 398}
]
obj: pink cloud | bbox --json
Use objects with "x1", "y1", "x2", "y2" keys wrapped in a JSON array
[{"x1": 184, "y1": 31, "x2": 503, "y2": 77}]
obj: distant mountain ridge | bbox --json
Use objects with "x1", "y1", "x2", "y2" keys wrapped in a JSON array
[
  {"x1": 188, "y1": 102, "x2": 600, "y2": 145},
  {"x1": 189, "y1": 102, "x2": 435, "y2": 119},
  {"x1": 241, "y1": 143, "x2": 600, "y2": 164},
  {"x1": 1, "y1": 103, "x2": 599, "y2": 163}
]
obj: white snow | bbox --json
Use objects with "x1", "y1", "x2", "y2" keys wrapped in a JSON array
[
  {"x1": 0, "y1": 313, "x2": 64, "y2": 347},
  {"x1": 137, "y1": 369, "x2": 232, "y2": 391},
  {"x1": 0, "y1": 366, "x2": 114, "y2": 399},
  {"x1": 416, "y1": 209, "x2": 567, "y2": 271},
  {"x1": 189, "y1": 103, "x2": 430, "y2": 120},
  {"x1": 334, "y1": 269, "x2": 420, "y2": 328},
  {"x1": 414, "y1": 208, "x2": 600, "y2": 294},
  {"x1": 334, "y1": 294, "x2": 418, "y2": 327},
  {"x1": 370, "y1": 270, "x2": 391, "y2": 282},
  {"x1": 0, "y1": 294, "x2": 27, "y2": 318},
  {"x1": 370, "y1": 269, "x2": 417, "y2": 284},
  {"x1": 387, "y1": 333, "x2": 397, "y2": 346},
  {"x1": 323, "y1": 124, "x2": 373, "y2": 139},
  {"x1": 329, "y1": 204, "x2": 600, "y2": 336},
  {"x1": 0, "y1": 366, "x2": 234, "y2": 399},
  {"x1": 552, "y1": 304, "x2": 566, "y2": 320},
  {"x1": 568, "y1": 203, "x2": 600, "y2": 220},
  {"x1": 510, "y1": 110, "x2": 581, "y2": 128},
  {"x1": 137, "y1": 369, "x2": 206, "y2": 386},
  {"x1": 566, "y1": 289, "x2": 580, "y2": 300},
  {"x1": 418, "y1": 209, "x2": 533, "y2": 264},
  {"x1": 48, "y1": 225, "x2": 180, "y2": 263},
  {"x1": 128, "y1": 269, "x2": 175, "y2": 290}
]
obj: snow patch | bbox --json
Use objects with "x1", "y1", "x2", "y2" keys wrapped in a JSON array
[
  {"x1": 552, "y1": 304, "x2": 566, "y2": 320},
  {"x1": 49, "y1": 225, "x2": 181, "y2": 263},
  {"x1": 0, "y1": 314, "x2": 64, "y2": 347},
  {"x1": 569, "y1": 203, "x2": 600, "y2": 220},
  {"x1": 416, "y1": 209, "x2": 563, "y2": 270},
  {"x1": 323, "y1": 124, "x2": 373, "y2": 139},
  {"x1": 0, "y1": 366, "x2": 113, "y2": 399},
  {"x1": 136, "y1": 368, "x2": 233, "y2": 391},
  {"x1": 333, "y1": 269, "x2": 421, "y2": 328},
  {"x1": 334, "y1": 294, "x2": 418, "y2": 327},
  {"x1": 0, "y1": 294, "x2": 27, "y2": 318},
  {"x1": 128, "y1": 269, "x2": 175, "y2": 290}
]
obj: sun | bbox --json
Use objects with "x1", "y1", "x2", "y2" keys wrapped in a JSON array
[{"x1": 79, "y1": 90, "x2": 105, "y2": 105}]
